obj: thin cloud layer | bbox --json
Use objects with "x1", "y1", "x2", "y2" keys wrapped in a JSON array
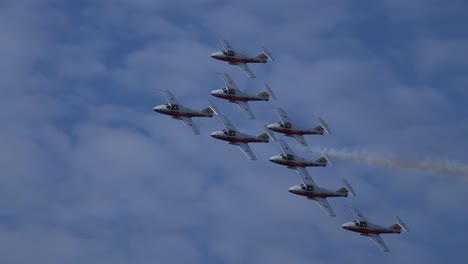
[{"x1": 1, "y1": 1, "x2": 467, "y2": 263}]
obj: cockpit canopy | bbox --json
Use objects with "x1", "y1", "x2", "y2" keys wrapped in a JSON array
[
  {"x1": 299, "y1": 184, "x2": 314, "y2": 191},
  {"x1": 280, "y1": 154, "x2": 294, "y2": 160},
  {"x1": 222, "y1": 129, "x2": 236, "y2": 136},
  {"x1": 353, "y1": 221, "x2": 368, "y2": 227},
  {"x1": 222, "y1": 50, "x2": 235, "y2": 56},
  {"x1": 165, "y1": 104, "x2": 179, "y2": 110},
  {"x1": 279, "y1": 122, "x2": 292, "y2": 128},
  {"x1": 222, "y1": 88, "x2": 236, "y2": 95}
]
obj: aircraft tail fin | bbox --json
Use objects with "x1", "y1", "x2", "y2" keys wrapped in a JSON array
[
  {"x1": 257, "y1": 91, "x2": 270, "y2": 101},
  {"x1": 256, "y1": 47, "x2": 274, "y2": 62},
  {"x1": 342, "y1": 179, "x2": 356, "y2": 196},
  {"x1": 208, "y1": 99, "x2": 221, "y2": 115},
  {"x1": 316, "y1": 155, "x2": 333, "y2": 166},
  {"x1": 264, "y1": 125, "x2": 278, "y2": 141},
  {"x1": 201, "y1": 107, "x2": 214, "y2": 117},
  {"x1": 336, "y1": 187, "x2": 349, "y2": 196},
  {"x1": 312, "y1": 117, "x2": 331, "y2": 135},
  {"x1": 264, "y1": 83, "x2": 276, "y2": 101},
  {"x1": 390, "y1": 216, "x2": 409, "y2": 233},
  {"x1": 258, "y1": 132, "x2": 270, "y2": 142}
]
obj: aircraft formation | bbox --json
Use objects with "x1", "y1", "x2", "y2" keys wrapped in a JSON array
[{"x1": 153, "y1": 39, "x2": 409, "y2": 252}]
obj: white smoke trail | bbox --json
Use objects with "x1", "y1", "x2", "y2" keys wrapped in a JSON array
[{"x1": 312, "y1": 147, "x2": 468, "y2": 179}]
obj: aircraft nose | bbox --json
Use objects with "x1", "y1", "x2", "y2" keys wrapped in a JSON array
[
  {"x1": 210, "y1": 52, "x2": 217, "y2": 58},
  {"x1": 267, "y1": 123, "x2": 275, "y2": 129},
  {"x1": 153, "y1": 106, "x2": 162, "y2": 113},
  {"x1": 210, "y1": 89, "x2": 221, "y2": 97},
  {"x1": 288, "y1": 187, "x2": 295, "y2": 193},
  {"x1": 210, "y1": 131, "x2": 220, "y2": 138},
  {"x1": 341, "y1": 223, "x2": 350, "y2": 230}
]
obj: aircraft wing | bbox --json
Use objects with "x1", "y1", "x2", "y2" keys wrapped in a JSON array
[
  {"x1": 180, "y1": 117, "x2": 200, "y2": 135},
  {"x1": 278, "y1": 139, "x2": 296, "y2": 156},
  {"x1": 350, "y1": 207, "x2": 369, "y2": 222},
  {"x1": 221, "y1": 73, "x2": 239, "y2": 90},
  {"x1": 295, "y1": 167, "x2": 315, "y2": 186},
  {"x1": 313, "y1": 197, "x2": 336, "y2": 217},
  {"x1": 275, "y1": 107, "x2": 293, "y2": 124},
  {"x1": 162, "y1": 90, "x2": 179, "y2": 105},
  {"x1": 233, "y1": 62, "x2": 256, "y2": 78},
  {"x1": 235, "y1": 101, "x2": 255, "y2": 119},
  {"x1": 219, "y1": 39, "x2": 237, "y2": 52},
  {"x1": 232, "y1": 142, "x2": 257, "y2": 160},
  {"x1": 368, "y1": 234, "x2": 390, "y2": 252},
  {"x1": 217, "y1": 114, "x2": 238, "y2": 132},
  {"x1": 292, "y1": 135, "x2": 309, "y2": 150}
]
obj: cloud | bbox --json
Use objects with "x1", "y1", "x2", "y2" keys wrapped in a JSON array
[{"x1": 1, "y1": 0, "x2": 468, "y2": 263}]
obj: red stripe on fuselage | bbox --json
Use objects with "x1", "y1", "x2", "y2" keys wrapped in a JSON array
[
  {"x1": 269, "y1": 128, "x2": 309, "y2": 135},
  {"x1": 161, "y1": 111, "x2": 198, "y2": 118},
  {"x1": 274, "y1": 161, "x2": 308, "y2": 167},
  {"x1": 216, "y1": 57, "x2": 261, "y2": 64}
]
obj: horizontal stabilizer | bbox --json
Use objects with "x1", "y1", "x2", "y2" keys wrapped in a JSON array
[
  {"x1": 316, "y1": 155, "x2": 333, "y2": 166},
  {"x1": 264, "y1": 83, "x2": 277, "y2": 101},
  {"x1": 318, "y1": 117, "x2": 331, "y2": 134},
  {"x1": 258, "y1": 133, "x2": 270, "y2": 142},
  {"x1": 201, "y1": 107, "x2": 214, "y2": 117},
  {"x1": 208, "y1": 99, "x2": 221, "y2": 115},
  {"x1": 342, "y1": 179, "x2": 356, "y2": 196},
  {"x1": 261, "y1": 47, "x2": 274, "y2": 61},
  {"x1": 264, "y1": 125, "x2": 278, "y2": 141},
  {"x1": 257, "y1": 91, "x2": 270, "y2": 101},
  {"x1": 395, "y1": 216, "x2": 409, "y2": 232},
  {"x1": 336, "y1": 187, "x2": 349, "y2": 196}
]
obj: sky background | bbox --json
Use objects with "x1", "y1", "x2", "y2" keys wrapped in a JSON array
[{"x1": 1, "y1": 0, "x2": 468, "y2": 263}]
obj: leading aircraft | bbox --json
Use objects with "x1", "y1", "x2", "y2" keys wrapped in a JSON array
[
  {"x1": 153, "y1": 90, "x2": 213, "y2": 134},
  {"x1": 267, "y1": 107, "x2": 331, "y2": 151},
  {"x1": 342, "y1": 207, "x2": 409, "y2": 252},
  {"x1": 210, "y1": 39, "x2": 274, "y2": 78},
  {"x1": 209, "y1": 101, "x2": 271, "y2": 160},
  {"x1": 288, "y1": 175, "x2": 356, "y2": 217},
  {"x1": 210, "y1": 72, "x2": 276, "y2": 119}
]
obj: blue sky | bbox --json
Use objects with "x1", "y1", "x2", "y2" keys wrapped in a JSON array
[{"x1": 1, "y1": 0, "x2": 468, "y2": 263}]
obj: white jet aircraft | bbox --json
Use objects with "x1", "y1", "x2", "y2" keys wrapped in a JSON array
[
  {"x1": 342, "y1": 207, "x2": 409, "y2": 252},
  {"x1": 210, "y1": 39, "x2": 274, "y2": 78},
  {"x1": 209, "y1": 101, "x2": 271, "y2": 160},
  {"x1": 153, "y1": 90, "x2": 214, "y2": 134},
  {"x1": 210, "y1": 73, "x2": 276, "y2": 119},
  {"x1": 269, "y1": 139, "x2": 332, "y2": 168},
  {"x1": 267, "y1": 107, "x2": 331, "y2": 151},
  {"x1": 288, "y1": 176, "x2": 356, "y2": 217}
]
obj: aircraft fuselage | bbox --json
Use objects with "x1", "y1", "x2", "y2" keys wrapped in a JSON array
[
  {"x1": 267, "y1": 123, "x2": 323, "y2": 136},
  {"x1": 153, "y1": 104, "x2": 211, "y2": 119},
  {"x1": 342, "y1": 222, "x2": 400, "y2": 235},
  {"x1": 211, "y1": 52, "x2": 265, "y2": 64},
  {"x1": 269, "y1": 155, "x2": 326, "y2": 168},
  {"x1": 211, "y1": 89, "x2": 267, "y2": 102},
  {"x1": 288, "y1": 185, "x2": 347, "y2": 199},
  {"x1": 210, "y1": 130, "x2": 267, "y2": 144}
]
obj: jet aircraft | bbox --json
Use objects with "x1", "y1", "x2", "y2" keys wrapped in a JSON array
[
  {"x1": 342, "y1": 207, "x2": 409, "y2": 252},
  {"x1": 210, "y1": 39, "x2": 274, "y2": 78},
  {"x1": 269, "y1": 139, "x2": 332, "y2": 168},
  {"x1": 153, "y1": 90, "x2": 213, "y2": 134},
  {"x1": 267, "y1": 107, "x2": 330, "y2": 151},
  {"x1": 288, "y1": 176, "x2": 356, "y2": 217},
  {"x1": 210, "y1": 73, "x2": 276, "y2": 119},
  {"x1": 209, "y1": 101, "x2": 271, "y2": 160}
]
